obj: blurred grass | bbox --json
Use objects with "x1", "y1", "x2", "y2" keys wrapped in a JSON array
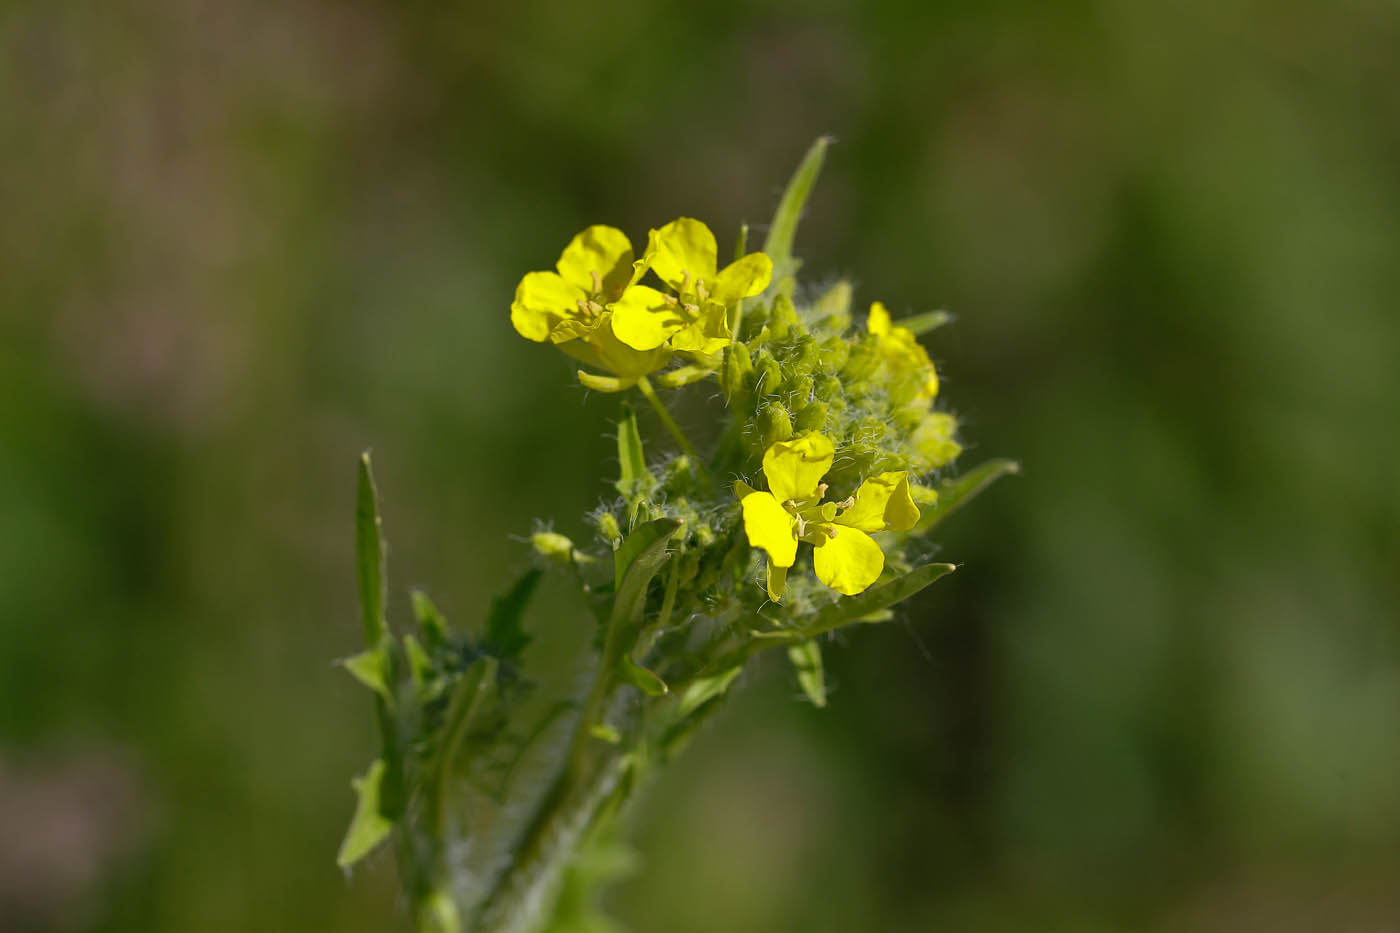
[{"x1": 2, "y1": 0, "x2": 1398, "y2": 930}]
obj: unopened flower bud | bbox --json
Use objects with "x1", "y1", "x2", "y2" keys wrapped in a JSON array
[
  {"x1": 532, "y1": 531, "x2": 576, "y2": 563},
  {"x1": 595, "y1": 512, "x2": 623, "y2": 550},
  {"x1": 811, "y1": 279, "x2": 853, "y2": 330},
  {"x1": 753, "y1": 350, "x2": 784, "y2": 398},
  {"x1": 794, "y1": 400, "x2": 828, "y2": 433},
  {"x1": 721, "y1": 342, "x2": 754, "y2": 406},
  {"x1": 759, "y1": 403, "x2": 793, "y2": 448}
]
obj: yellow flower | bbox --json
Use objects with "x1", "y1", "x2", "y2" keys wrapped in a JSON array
[
  {"x1": 868, "y1": 301, "x2": 939, "y2": 402},
  {"x1": 912, "y1": 410, "x2": 962, "y2": 470},
  {"x1": 510, "y1": 225, "x2": 669, "y2": 385},
  {"x1": 737, "y1": 433, "x2": 920, "y2": 601},
  {"x1": 611, "y1": 218, "x2": 772, "y2": 356}
]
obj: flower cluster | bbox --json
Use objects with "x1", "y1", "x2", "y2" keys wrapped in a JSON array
[
  {"x1": 341, "y1": 141, "x2": 1015, "y2": 933},
  {"x1": 511, "y1": 218, "x2": 772, "y2": 389}
]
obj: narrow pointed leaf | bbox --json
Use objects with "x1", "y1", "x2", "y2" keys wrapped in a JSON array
[
  {"x1": 797, "y1": 562, "x2": 957, "y2": 640},
  {"x1": 341, "y1": 648, "x2": 392, "y2": 702},
  {"x1": 612, "y1": 518, "x2": 680, "y2": 593},
  {"x1": 615, "y1": 403, "x2": 653, "y2": 503},
  {"x1": 763, "y1": 136, "x2": 831, "y2": 293},
  {"x1": 911, "y1": 459, "x2": 1020, "y2": 535},
  {"x1": 402, "y1": 634, "x2": 433, "y2": 693},
  {"x1": 787, "y1": 640, "x2": 826, "y2": 708},
  {"x1": 899, "y1": 309, "x2": 952, "y2": 335},
  {"x1": 337, "y1": 759, "x2": 395, "y2": 868},
  {"x1": 356, "y1": 452, "x2": 387, "y2": 647},
  {"x1": 618, "y1": 656, "x2": 668, "y2": 696},
  {"x1": 676, "y1": 665, "x2": 743, "y2": 719},
  {"x1": 411, "y1": 589, "x2": 450, "y2": 648},
  {"x1": 483, "y1": 568, "x2": 543, "y2": 661}
]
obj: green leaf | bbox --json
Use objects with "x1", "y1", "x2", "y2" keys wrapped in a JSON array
[
  {"x1": 618, "y1": 656, "x2": 668, "y2": 696},
  {"x1": 787, "y1": 640, "x2": 826, "y2": 708},
  {"x1": 676, "y1": 665, "x2": 743, "y2": 719},
  {"x1": 604, "y1": 520, "x2": 680, "y2": 700},
  {"x1": 589, "y1": 723, "x2": 621, "y2": 744},
  {"x1": 797, "y1": 562, "x2": 957, "y2": 640},
  {"x1": 340, "y1": 648, "x2": 392, "y2": 703},
  {"x1": 612, "y1": 518, "x2": 680, "y2": 593},
  {"x1": 615, "y1": 403, "x2": 654, "y2": 507},
  {"x1": 763, "y1": 136, "x2": 831, "y2": 295},
  {"x1": 426, "y1": 657, "x2": 498, "y2": 839},
  {"x1": 898, "y1": 309, "x2": 952, "y2": 335},
  {"x1": 912, "y1": 458, "x2": 1020, "y2": 536},
  {"x1": 402, "y1": 634, "x2": 433, "y2": 693},
  {"x1": 356, "y1": 452, "x2": 388, "y2": 647},
  {"x1": 411, "y1": 589, "x2": 450, "y2": 648},
  {"x1": 337, "y1": 759, "x2": 395, "y2": 868},
  {"x1": 483, "y1": 568, "x2": 543, "y2": 661}
]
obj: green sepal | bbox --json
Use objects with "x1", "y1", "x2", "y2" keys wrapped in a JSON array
[
  {"x1": 337, "y1": 758, "x2": 395, "y2": 868},
  {"x1": 340, "y1": 647, "x2": 393, "y2": 704},
  {"x1": 483, "y1": 568, "x2": 543, "y2": 662},
  {"x1": 910, "y1": 459, "x2": 1020, "y2": 536},
  {"x1": 787, "y1": 640, "x2": 826, "y2": 708},
  {"x1": 796, "y1": 562, "x2": 957, "y2": 640},
  {"x1": 763, "y1": 136, "x2": 831, "y2": 297}
]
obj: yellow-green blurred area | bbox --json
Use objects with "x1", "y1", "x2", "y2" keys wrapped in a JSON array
[{"x1": 3, "y1": 0, "x2": 1399, "y2": 929}]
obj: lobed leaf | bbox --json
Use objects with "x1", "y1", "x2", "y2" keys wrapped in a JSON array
[
  {"x1": 796, "y1": 562, "x2": 956, "y2": 640},
  {"x1": 483, "y1": 568, "x2": 543, "y2": 661}
]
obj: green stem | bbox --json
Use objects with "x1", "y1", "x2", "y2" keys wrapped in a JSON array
[{"x1": 634, "y1": 376, "x2": 698, "y2": 461}]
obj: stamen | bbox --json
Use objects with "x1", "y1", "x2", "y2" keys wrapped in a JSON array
[
  {"x1": 662, "y1": 294, "x2": 679, "y2": 307},
  {"x1": 589, "y1": 269, "x2": 602, "y2": 294},
  {"x1": 815, "y1": 483, "x2": 828, "y2": 497},
  {"x1": 695, "y1": 280, "x2": 709, "y2": 301},
  {"x1": 824, "y1": 526, "x2": 839, "y2": 539}
]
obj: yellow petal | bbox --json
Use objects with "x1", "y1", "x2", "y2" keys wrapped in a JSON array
[
  {"x1": 556, "y1": 225, "x2": 635, "y2": 298},
  {"x1": 741, "y1": 491, "x2": 798, "y2": 568},
  {"x1": 838, "y1": 471, "x2": 920, "y2": 533},
  {"x1": 609, "y1": 285, "x2": 684, "y2": 351},
  {"x1": 511, "y1": 271, "x2": 585, "y2": 342},
  {"x1": 761, "y1": 433, "x2": 834, "y2": 504},
  {"x1": 646, "y1": 218, "x2": 718, "y2": 294},
  {"x1": 867, "y1": 301, "x2": 892, "y2": 337},
  {"x1": 812, "y1": 525, "x2": 884, "y2": 596},
  {"x1": 766, "y1": 562, "x2": 788, "y2": 601},
  {"x1": 712, "y1": 252, "x2": 773, "y2": 305}
]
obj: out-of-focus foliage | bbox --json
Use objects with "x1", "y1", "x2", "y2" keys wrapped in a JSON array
[{"x1": 1, "y1": 0, "x2": 1397, "y2": 930}]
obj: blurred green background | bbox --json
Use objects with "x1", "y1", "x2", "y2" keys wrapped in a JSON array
[{"x1": 3, "y1": 0, "x2": 1398, "y2": 930}]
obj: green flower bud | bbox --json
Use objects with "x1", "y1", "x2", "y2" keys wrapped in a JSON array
[
  {"x1": 759, "y1": 403, "x2": 793, "y2": 448},
  {"x1": 753, "y1": 349, "x2": 784, "y2": 398},
  {"x1": 785, "y1": 374, "x2": 815, "y2": 410},
  {"x1": 721, "y1": 342, "x2": 754, "y2": 406},
  {"x1": 769, "y1": 294, "x2": 800, "y2": 340},
  {"x1": 841, "y1": 339, "x2": 880, "y2": 382},
  {"x1": 532, "y1": 531, "x2": 576, "y2": 563},
  {"x1": 818, "y1": 335, "x2": 850, "y2": 372},
  {"x1": 811, "y1": 279, "x2": 853, "y2": 331},
  {"x1": 794, "y1": 400, "x2": 828, "y2": 433},
  {"x1": 595, "y1": 512, "x2": 623, "y2": 550}
]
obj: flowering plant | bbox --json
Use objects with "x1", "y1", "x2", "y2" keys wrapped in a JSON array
[{"x1": 338, "y1": 139, "x2": 1016, "y2": 932}]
